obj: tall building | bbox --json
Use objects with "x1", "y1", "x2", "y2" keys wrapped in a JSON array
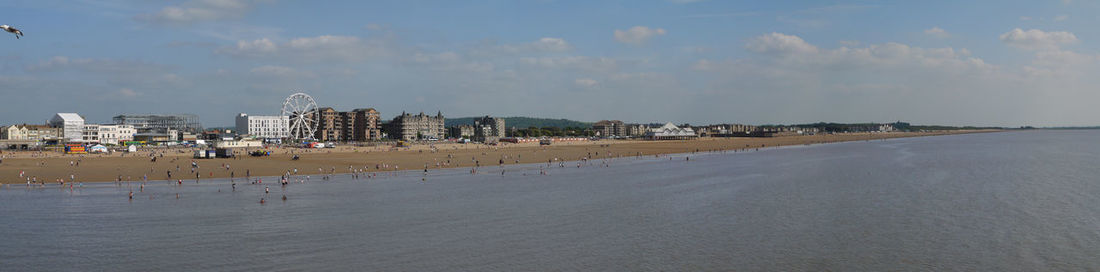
[
  {"x1": 385, "y1": 111, "x2": 445, "y2": 141},
  {"x1": 592, "y1": 120, "x2": 625, "y2": 138},
  {"x1": 625, "y1": 124, "x2": 649, "y2": 137},
  {"x1": 113, "y1": 114, "x2": 203, "y2": 134},
  {"x1": 350, "y1": 108, "x2": 382, "y2": 141},
  {"x1": 235, "y1": 113, "x2": 290, "y2": 139},
  {"x1": 49, "y1": 113, "x2": 85, "y2": 142},
  {"x1": 314, "y1": 107, "x2": 342, "y2": 141},
  {"x1": 449, "y1": 125, "x2": 474, "y2": 139},
  {"x1": 311, "y1": 107, "x2": 382, "y2": 142},
  {"x1": 473, "y1": 116, "x2": 505, "y2": 142}
]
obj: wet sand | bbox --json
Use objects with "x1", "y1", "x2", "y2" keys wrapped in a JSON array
[{"x1": 0, "y1": 131, "x2": 990, "y2": 184}]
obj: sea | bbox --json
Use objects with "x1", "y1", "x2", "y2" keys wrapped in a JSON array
[{"x1": 1, "y1": 130, "x2": 1098, "y2": 271}]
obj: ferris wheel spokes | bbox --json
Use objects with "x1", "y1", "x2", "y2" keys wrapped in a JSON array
[{"x1": 281, "y1": 92, "x2": 318, "y2": 140}]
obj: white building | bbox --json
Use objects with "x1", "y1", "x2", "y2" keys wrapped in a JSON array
[
  {"x1": 644, "y1": 122, "x2": 698, "y2": 140},
  {"x1": 1, "y1": 125, "x2": 29, "y2": 140},
  {"x1": 82, "y1": 124, "x2": 100, "y2": 143},
  {"x1": 49, "y1": 113, "x2": 85, "y2": 142},
  {"x1": 98, "y1": 124, "x2": 136, "y2": 145},
  {"x1": 77, "y1": 124, "x2": 137, "y2": 144},
  {"x1": 235, "y1": 113, "x2": 289, "y2": 139}
]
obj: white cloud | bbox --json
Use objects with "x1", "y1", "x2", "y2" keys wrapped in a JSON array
[
  {"x1": 1000, "y1": 28, "x2": 1078, "y2": 50},
  {"x1": 216, "y1": 35, "x2": 390, "y2": 62},
  {"x1": 924, "y1": 27, "x2": 950, "y2": 39},
  {"x1": 467, "y1": 37, "x2": 574, "y2": 58},
  {"x1": 531, "y1": 37, "x2": 572, "y2": 51},
  {"x1": 745, "y1": 32, "x2": 818, "y2": 55},
  {"x1": 614, "y1": 26, "x2": 667, "y2": 45},
  {"x1": 27, "y1": 56, "x2": 168, "y2": 74},
  {"x1": 1054, "y1": 15, "x2": 1069, "y2": 21},
  {"x1": 136, "y1": 0, "x2": 264, "y2": 25},
  {"x1": 738, "y1": 33, "x2": 994, "y2": 74},
  {"x1": 574, "y1": 78, "x2": 599, "y2": 87},
  {"x1": 287, "y1": 35, "x2": 359, "y2": 50},
  {"x1": 250, "y1": 65, "x2": 306, "y2": 77},
  {"x1": 219, "y1": 38, "x2": 277, "y2": 57},
  {"x1": 519, "y1": 56, "x2": 618, "y2": 72},
  {"x1": 412, "y1": 52, "x2": 461, "y2": 64},
  {"x1": 1026, "y1": 50, "x2": 1099, "y2": 77},
  {"x1": 117, "y1": 88, "x2": 140, "y2": 98},
  {"x1": 687, "y1": 33, "x2": 1035, "y2": 125},
  {"x1": 498, "y1": 37, "x2": 573, "y2": 53}
]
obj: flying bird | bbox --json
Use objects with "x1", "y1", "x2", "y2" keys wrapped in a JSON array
[{"x1": 1, "y1": 25, "x2": 24, "y2": 39}]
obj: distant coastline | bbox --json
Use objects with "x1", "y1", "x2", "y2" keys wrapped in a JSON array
[{"x1": 0, "y1": 130, "x2": 995, "y2": 184}]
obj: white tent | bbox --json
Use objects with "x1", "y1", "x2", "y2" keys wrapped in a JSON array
[{"x1": 644, "y1": 123, "x2": 698, "y2": 140}]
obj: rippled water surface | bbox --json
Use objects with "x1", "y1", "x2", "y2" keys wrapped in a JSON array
[{"x1": 2, "y1": 130, "x2": 1099, "y2": 271}]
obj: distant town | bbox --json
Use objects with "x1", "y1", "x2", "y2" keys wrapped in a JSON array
[{"x1": 0, "y1": 92, "x2": 929, "y2": 152}]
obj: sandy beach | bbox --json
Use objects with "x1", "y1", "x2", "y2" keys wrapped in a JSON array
[{"x1": 0, "y1": 131, "x2": 991, "y2": 184}]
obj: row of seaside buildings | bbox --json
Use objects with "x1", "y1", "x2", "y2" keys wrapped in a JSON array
[
  {"x1": 2, "y1": 110, "x2": 897, "y2": 150},
  {"x1": 236, "y1": 108, "x2": 506, "y2": 143},
  {"x1": 2, "y1": 110, "x2": 500, "y2": 149},
  {"x1": 591, "y1": 120, "x2": 896, "y2": 139},
  {"x1": 1, "y1": 114, "x2": 203, "y2": 147}
]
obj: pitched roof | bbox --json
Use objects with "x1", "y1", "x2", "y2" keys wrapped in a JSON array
[
  {"x1": 54, "y1": 113, "x2": 84, "y2": 122},
  {"x1": 645, "y1": 122, "x2": 696, "y2": 137}
]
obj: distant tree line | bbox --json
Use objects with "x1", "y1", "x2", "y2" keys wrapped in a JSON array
[
  {"x1": 446, "y1": 117, "x2": 592, "y2": 129},
  {"x1": 508, "y1": 126, "x2": 595, "y2": 137}
]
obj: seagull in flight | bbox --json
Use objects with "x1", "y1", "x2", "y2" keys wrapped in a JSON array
[{"x1": 1, "y1": 25, "x2": 24, "y2": 39}]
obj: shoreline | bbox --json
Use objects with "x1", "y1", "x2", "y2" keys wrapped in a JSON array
[{"x1": 0, "y1": 130, "x2": 996, "y2": 184}]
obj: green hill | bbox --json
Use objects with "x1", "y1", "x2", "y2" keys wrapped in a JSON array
[{"x1": 446, "y1": 117, "x2": 592, "y2": 129}]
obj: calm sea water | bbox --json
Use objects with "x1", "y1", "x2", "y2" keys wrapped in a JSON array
[{"x1": 1, "y1": 130, "x2": 1099, "y2": 271}]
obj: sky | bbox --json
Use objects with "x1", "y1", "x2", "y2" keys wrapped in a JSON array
[{"x1": 0, "y1": 0, "x2": 1097, "y2": 127}]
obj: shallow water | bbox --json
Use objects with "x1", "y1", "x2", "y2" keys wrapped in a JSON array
[{"x1": 1, "y1": 130, "x2": 1099, "y2": 271}]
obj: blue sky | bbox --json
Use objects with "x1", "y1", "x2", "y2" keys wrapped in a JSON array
[{"x1": 0, "y1": 0, "x2": 1097, "y2": 127}]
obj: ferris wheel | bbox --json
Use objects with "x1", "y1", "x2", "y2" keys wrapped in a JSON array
[{"x1": 281, "y1": 92, "x2": 319, "y2": 140}]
